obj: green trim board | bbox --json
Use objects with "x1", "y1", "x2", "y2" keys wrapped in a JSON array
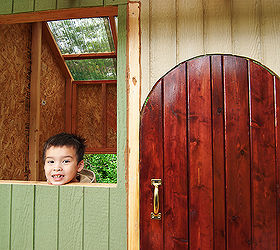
[
  {"x1": 105, "y1": 0, "x2": 127, "y2": 6},
  {"x1": 0, "y1": 184, "x2": 11, "y2": 250},
  {"x1": 57, "y1": 0, "x2": 80, "y2": 9},
  {"x1": 80, "y1": 0, "x2": 103, "y2": 7}
]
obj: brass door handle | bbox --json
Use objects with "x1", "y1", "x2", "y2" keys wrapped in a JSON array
[{"x1": 151, "y1": 179, "x2": 162, "y2": 220}]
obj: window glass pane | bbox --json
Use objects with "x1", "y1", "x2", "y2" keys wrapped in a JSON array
[
  {"x1": 66, "y1": 58, "x2": 117, "y2": 80},
  {"x1": 48, "y1": 17, "x2": 115, "y2": 54},
  {"x1": 83, "y1": 154, "x2": 117, "y2": 183}
]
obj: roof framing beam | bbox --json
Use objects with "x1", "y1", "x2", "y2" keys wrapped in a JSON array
[{"x1": 63, "y1": 52, "x2": 116, "y2": 60}]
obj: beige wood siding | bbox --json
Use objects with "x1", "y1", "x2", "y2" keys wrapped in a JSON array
[{"x1": 140, "y1": 0, "x2": 280, "y2": 106}]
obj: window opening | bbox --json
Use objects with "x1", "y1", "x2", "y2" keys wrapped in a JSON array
[{"x1": 47, "y1": 17, "x2": 118, "y2": 184}]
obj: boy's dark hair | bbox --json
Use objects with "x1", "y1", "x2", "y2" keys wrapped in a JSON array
[{"x1": 43, "y1": 133, "x2": 86, "y2": 163}]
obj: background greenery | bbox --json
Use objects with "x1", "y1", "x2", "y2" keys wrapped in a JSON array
[{"x1": 83, "y1": 154, "x2": 117, "y2": 183}]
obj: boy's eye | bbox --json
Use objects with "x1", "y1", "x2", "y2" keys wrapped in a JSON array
[
  {"x1": 62, "y1": 159, "x2": 71, "y2": 164},
  {"x1": 47, "y1": 160, "x2": 54, "y2": 164}
]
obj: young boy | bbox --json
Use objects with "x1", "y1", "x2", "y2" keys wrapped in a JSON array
[{"x1": 43, "y1": 132, "x2": 87, "y2": 185}]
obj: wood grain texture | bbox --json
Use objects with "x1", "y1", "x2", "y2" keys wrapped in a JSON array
[
  {"x1": 107, "y1": 84, "x2": 117, "y2": 148},
  {"x1": 149, "y1": 0, "x2": 176, "y2": 86},
  {"x1": 0, "y1": 23, "x2": 31, "y2": 180},
  {"x1": 34, "y1": 185, "x2": 59, "y2": 250},
  {"x1": 250, "y1": 61, "x2": 277, "y2": 248},
  {"x1": 59, "y1": 186, "x2": 83, "y2": 250},
  {"x1": 0, "y1": 0, "x2": 13, "y2": 14},
  {"x1": 29, "y1": 22, "x2": 42, "y2": 181},
  {"x1": 211, "y1": 55, "x2": 226, "y2": 250},
  {"x1": 176, "y1": 0, "x2": 204, "y2": 63},
  {"x1": 13, "y1": 0, "x2": 34, "y2": 13},
  {"x1": 84, "y1": 187, "x2": 109, "y2": 250},
  {"x1": 140, "y1": 81, "x2": 163, "y2": 250},
  {"x1": 224, "y1": 56, "x2": 251, "y2": 249},
  {"x1": 35, "y1": 0, "x2": 56, "y2": 11},
  {"x1": 232, "y1": 0, "x2": 262, "y2": 62},
  {"x1": 204, "y1": 0, "x2": 232, "y2": 53},
  {"x1": 188, "y1": 56, "x2": 213, "y2": 249},
  {"x1": 11, "y1": 185, "x2": 34, "y2": 250},
  {"x1": 0, "y1": 184, "x2": 11, "y2": 250},
  {"x1": 275, "y1": 77, "x2": 280, "y2": 250},
  {"x1": 163, "y1": 63, "x2": 188, "y2": 249},
  {"x1": 40, "y1": 37, "x2": 66, "y2": 180}
]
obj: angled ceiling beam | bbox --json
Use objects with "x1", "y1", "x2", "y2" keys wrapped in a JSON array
[
  {"x1": 109, "y1": 16, "x2": 118, "y2": 52},
  {"x1": 63, "y1": 52, "x2": 116, "y2": 60}
]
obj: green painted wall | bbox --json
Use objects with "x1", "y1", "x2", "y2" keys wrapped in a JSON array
[
  {"x1": 0, "y1": 3, "x2": 127, "y2": 250},
  {"x1": 0, "y1": 0, "x2": 127, "y2": 14}
]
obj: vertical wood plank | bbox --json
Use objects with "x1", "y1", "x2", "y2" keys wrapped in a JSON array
[
  {"x1": 176, "y1": 0, "x2": 204, "y2": 63},
  {"x1": 59, "y1": 186, "x2": 83, "y2": 250},
  {"x1": 163, "y1": 63, "x2": 188, "y2": 249},
  {"x1": 11, "y1": 184, "x2": 34, "y2": 250},
  {"x1": 57, "y1": 0, "x2": 79, "y2": 9},
  {"x1": 65, "y1": 78, "x2": 72, "y2": 133},
  {"x1": 102, "y1": 83, "x2": 108, "y2": 147},
  {"x1": 211, "y1": 55, "x2": 226, "y2": 250},
  {"x1": 71, "y1": 82, "x2": 77, "y2": 133},
  {"x1": 140, "y1": 0, "x2": 151, "y2": 106},
  {"x1": 34, "y1": 185, "x2": 59, "y2": 250},
  {"x1": 188, "y1": 56, "x2": 213, "y2": 249},
  {"x1": 13, "y1": 0, "x2": 34, "y2": 13},
  {"x1": 84, "y1": 188, "x2": 109, "y2": 250},
  {"x1": 250, "y1": 61, "x2": 277, "y2": 249},
  {"x1": 127, "y1": 3, "x2": 141, "y2": 250},
  {"x1": 0, "y1": 0, "x2": 13, "y2": 14},
  {"x1": 140, "y1": 81, "x2": 163, "y2": 250},
  {"x1": 149, "y1": 0, "x2": 176, "y2": 85},
  {"x1": 0, "y1": 184, "x2": 11, "y2": 250},
  {"x1": 232, "y1": 0, "x2": 262, "y2": 62},
  {"x1": 29, "y1": 22, "x2": 42, "y2": 181},
  {"x1": 224, "y1": 56, "x2": 251, "y2": 249},
  {"x1": 204, "y1": 0, "x2": 232, "y2": 54},
  {"x1": 109, "y1": 4, "x2": 127, "y2": 250},
  {"x1": 34, "y1": 0, "x2": 56, "y2": 11},
  {"x1": 260, "y1": 0, "x2": 280, "y2": 75},
  {"x1": 80, "y1": 0, "x2": 103, "y2": 7},
  {"x1": 275, "y1": 77, "x2": 280, "y2": 250}
]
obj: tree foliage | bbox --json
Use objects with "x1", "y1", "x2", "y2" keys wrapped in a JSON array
[{"x1": 83, "y1": 154, "x2": 117, "y2": 183}]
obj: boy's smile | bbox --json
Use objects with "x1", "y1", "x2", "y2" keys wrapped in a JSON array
[{"x1": 44, "y1": 146, "x2": 84, "y2": 185}]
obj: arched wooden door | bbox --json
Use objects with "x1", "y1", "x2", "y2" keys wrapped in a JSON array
[{"x1": 140, "y1": 55, "x2": 280, "y2": 249}]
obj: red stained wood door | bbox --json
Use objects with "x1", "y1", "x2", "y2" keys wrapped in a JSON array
[{"x1": 140, "y1": 55, "x2": 280, "y2": 250}]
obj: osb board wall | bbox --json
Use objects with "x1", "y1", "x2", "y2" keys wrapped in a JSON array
[
  {"x1": 0, "y1": 23, "x2": 31, "y2": 180},
  {"x1": 77, "y1": 84, "x2": 103, "y2": 148},
  {"x1": 140, "y1": 0, "x2": 280, "y2": 106},
  {"x1": 107, "y1": 84, "x2": 117, "y2": 148},
  {"x1": 39, "y1": 38, "x2": 66, "y2": 180}
]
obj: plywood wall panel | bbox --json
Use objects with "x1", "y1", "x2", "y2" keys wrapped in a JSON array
[
  {"x1": 11, "y1": 185, "x2": 34, "y2": 250},
  {"x1": 177, "y1": 0, "x2": 204, "y2": 63},
  {"x1": 57, "y1": 0, "x2": 79, "y2": 9},
  {"x1": 77, "y1": 84, "x2": 103, "y2": 148},
  {"x1": 40, "y1": 38, "x2": 66, "y2": 180},
  {"x1": 0, "y1": 0, "x2": 13, "y2": 14},
  {"x1": 149, "y1": 0, "x2": 176, "y2": 85},
  {"x1": 260, "y1": 0, "x2": 280, "y2": 75},
  {"x1": 204, "y1": 0, "x2": 232, "y2": 54},
  {"x1": 59, "y1": 186, "x2": 83, "y2": 249},
  {"x1": 80, "y1": 0, "x2": 103, "y2": 7},
  {"x1": 232, "y1": 0, "x2": 262, "y2": 62},
  {"x1": 13, "y1": 0, "x2": 34, "y2": 13},
  {"x1": 84, "y1": 187, "x2": 109, "y2": 250},
  {"x1": 35, "y1": 0, "x2": 57, "y2": 11},
  {"x1": 0, "y1": 23, "x2": 31, "y2": 180},
  {"x1": 107, "y1": 84, "x2": 117, "y2": 148},
  {"x1": 34, "y1": 185, "x2": 59, "y2": 250}
]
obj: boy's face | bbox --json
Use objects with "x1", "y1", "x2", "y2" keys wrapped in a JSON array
[{"x1": 44, "y1": 146, "x2": 84, "y2": 185}]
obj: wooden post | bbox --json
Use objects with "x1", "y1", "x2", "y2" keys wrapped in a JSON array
[
  {"x1": 65, "y1": 78, "x2": 72, "y2": 133},
  {"x1": 29, "y1": 22, "x2": 42, "y2": 181},
  {"x1": 127, "y1": 2, "x2": 141, "y2": 250}
]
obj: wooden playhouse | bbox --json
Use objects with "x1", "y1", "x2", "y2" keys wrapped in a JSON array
[{"x1": 0, "y1": 0, "x2": 280, "y2": 249}]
